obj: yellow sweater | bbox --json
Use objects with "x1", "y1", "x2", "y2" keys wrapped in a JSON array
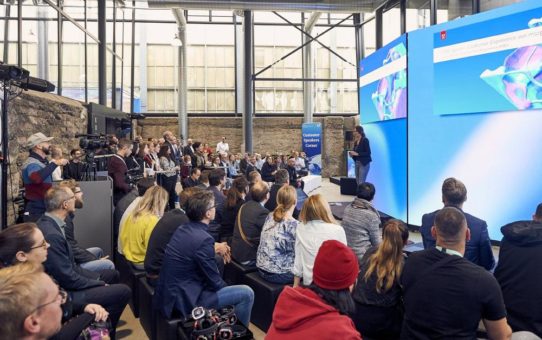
[{"x1": 119, "y1": 212, "x2": 160, "y2": 264}]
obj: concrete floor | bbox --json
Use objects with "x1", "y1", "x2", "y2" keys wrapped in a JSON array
[{"x1": 115, "y1": 178, "x2": 432, "y2": 339}]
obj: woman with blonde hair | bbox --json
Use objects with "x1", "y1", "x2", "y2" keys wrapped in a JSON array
[
  {"x1": 256, "y1": 185, "x2": 298, "y2": 284},
  {"x1": 292, "y1": 194, "x2": 347, "y2": 287},
  {"x1": 351, "y1": 219, "x2": 409, "y2": 339},
  {"x1": 120, "y1": 185, "x2": 168, "y2": 269}
]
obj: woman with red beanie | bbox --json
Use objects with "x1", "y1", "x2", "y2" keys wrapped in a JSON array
[{"x1": 266, "y1": 240, "x2": 362, "y2": 340}]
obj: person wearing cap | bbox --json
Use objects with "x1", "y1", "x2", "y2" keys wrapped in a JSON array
[
  {"x1": 267, "y1": 240, "x2": 361, "y2": 340},
  {"x1": 22, "y1": 132, "x2": 68, "y2": 222}
]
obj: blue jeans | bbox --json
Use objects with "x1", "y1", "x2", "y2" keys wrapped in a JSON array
[
  {"x1": 80, "y1": 247, "x2": 115, "y2": 272},
  {"x1": 355, "y1": 161, "x2": 370, "y2": 185},
  {"x1": 216, "y1": 285, "x2": 254, "y2": 327},
  {"x1": 258, "y1": 269, "x2": 294, "y2": 285}
]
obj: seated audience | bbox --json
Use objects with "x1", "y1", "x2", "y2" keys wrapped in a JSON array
[
  {"x1": 420, "y1": 177, "x2": 495, "y2": 270},
  {"x1": 494, "y1": 203, "x2": 542, "y2": 337},
  {"x1": 154, "y1": 190, "x2": 254, "y2": 326},
  {"x1": 261, "y1": 156, "x2": 278, "y2": 182},
  {"x1": 197, "y1": 170, "x2": 211, "y2": 189},
  {"x1": 50, "y1": 145, "x2": 64, "y2": 181},
  {"x1": 183, "y1": 167, "x2": 201, "y2": 188},
  {"x1": 116, "y1": 178, "x2": 156, "y2": 255},
  {"x1": 207, "y1": 168, "x2": 227, "y2": 241},
  {"x1": 157, "y1": 145, "x2": 179, "y2": 210},
  {"x1": 221, "y1": 176, "x2": 249, "y2": 244},
  {"x1": 58, "y1": 180, "x2": 114, "y2": 272},
  {"x1": 245, "y1": 170, "x2": 262, "y2": 201},
  {"x1": 231, "y1": 181, "x2": 270, "y2": 266},
  {"x1": 227, "y1": 154, "x2": 239, "y2": 178},
  {"x1": 351, "y1": 219, "x2": 408, "y2": 339},
  {"x1": 341, "y1": 182, "x2": 381, "y2": 264},
  {"x1": 267, "y1": 240, "x2": 361, "y2": 340},
  {"x1": 120, "y1": 186, "x2": 168, "y2": 269},
  {"x1": 265, "y1": 169, "x2": 293, "y2": 214},
  {"x1": 245, "y1": 155, "x2": 259, "y2": 177},
  {"x1": 63, "y1": 148, "x2": 85, "y2": 181},
  {"x1": 402, "y1": 207, "x2": 511, "y2": 339},
  {"x1": 0, "y1": 224, "x2": 110, "y2": 340},
  {"x1": 293, "y1": 194, "x2": 347, "y2": 286},
  {"x1": 293, "y1": 151, "x2": 308, "y2": 177},
  {"x1": 255, "y1": 153, "x2": 265, "y2": 170},
  {"x1": 36, "y1": 187, "x2": 130, "y2": 335},
  {"x1": 257, "y1": 185, "x2": 298, "y2": 284},
  {"x1": 286, "y1": 156, "x2": 304, "y2": 189},
  {"x1": 0, "y1": 263, "x2": 63, "y2": 339}
]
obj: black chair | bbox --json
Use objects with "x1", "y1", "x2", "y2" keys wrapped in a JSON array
[
  {"x1": 243, "y1": 272, "x2": 286, "y2": 332},
  {"x1": 223, "y1": 260, "x2": 257, "y2": 285},
  {"x1": 115, "y1": 253, "x2": 145, "y2": 317},
  {"x1": 138, "y1": 277, "x2": 155, "y2": 340},
  {"x1": 155, "y1": 312, "x2": 184, "y2": 340}
]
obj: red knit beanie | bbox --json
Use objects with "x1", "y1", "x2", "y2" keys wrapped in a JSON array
[{"x1": 313, "y1": 240, "x2": 359, "y2": 290}]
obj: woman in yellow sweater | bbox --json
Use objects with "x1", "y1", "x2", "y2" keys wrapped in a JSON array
[{"x1": 120, "y1": 185, "x2": 168, "y2": 269}]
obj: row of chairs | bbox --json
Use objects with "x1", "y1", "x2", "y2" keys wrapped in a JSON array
[{"x1": 116, "y1": 254, "x2": 287, "y2": 339}]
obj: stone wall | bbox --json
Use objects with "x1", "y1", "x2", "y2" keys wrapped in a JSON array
[
  {"x1": 6, "y1": 91, "x2": 87, "y2": 224},
  {"x1": 136, "y1": 116, "x2": 357, "y2": 178}
]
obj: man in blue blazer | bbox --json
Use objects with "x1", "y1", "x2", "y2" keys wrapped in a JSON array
[
  {"x1": 420, "y1": 177, "x2": 495, "y2": 271},
  {"x1": 154, "y1": 190, "x2": 254, "y2": 326}
]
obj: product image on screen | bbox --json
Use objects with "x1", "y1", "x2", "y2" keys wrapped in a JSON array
[
  {"x1": 433, "y1": 7, "x2": 542, "y2": 115},
  {"x1": 360, "y1": 34, "x2": 407, "y2": 124}
]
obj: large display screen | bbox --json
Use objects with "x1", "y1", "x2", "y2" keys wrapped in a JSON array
[
  {"x1": 359, "y1": 34, "x2": 407, "y2": 124},
  {"x1": 433, "y1": 6, "x2": 542, "y2": 115},
  {"x1": 409, "y1": 0, "x2": 542, "y2": 240},
  {"x1": 364, "y1": 119, "x2": 407, "y2": 222}
]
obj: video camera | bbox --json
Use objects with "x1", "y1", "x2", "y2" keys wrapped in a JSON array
[{"x1": 78, "y1": 134, "x2": 109, "y2": 150}]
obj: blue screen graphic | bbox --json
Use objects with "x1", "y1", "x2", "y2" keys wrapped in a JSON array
[
  {"x1": 434, "y1": 7, "x2": 542, "y2": 115},
  {"x1": 360, "y1": 35, "x2": 408, "y2": 124},
  {"x1": 409, "y1": 0, "x2": 542, "y2": 240}
]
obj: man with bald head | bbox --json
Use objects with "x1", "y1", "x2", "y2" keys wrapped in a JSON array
[{"x1": 401, "y1": 207, "x2": 512, "y2": 340}]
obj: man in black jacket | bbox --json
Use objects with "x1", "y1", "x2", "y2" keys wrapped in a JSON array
[
  {"x1": 107, "y1": 139, "x2": 132, "y2": 205},
  {"x1": 231, "y1": 181, "x2": 270, "y2": 266},
  {"x1": 37, "y1": 186, "x2": 130, "y2": 335},
  {"x1": 183, "y1": 167, "x2": 201, "y2": 189},
  {"x1": 207, "y1": 168, "x2": 226, "y2": 241},
  {"x1": 494, "y1": 203, "x2": 542, "y2": 337},
  {"x1": 58, "y1": 180, "x2": 115, "y2": 272},
  {"x1": 63, "y1": 148, "x2": 85, "y2": 181}
]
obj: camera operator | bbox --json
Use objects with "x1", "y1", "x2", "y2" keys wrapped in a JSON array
[
  {"x1": 22, "y1": 132, "x2": 68, "y2": 222},
  {"x1": 63, "y1": 148, "x2": 85, "y2": 181},
  {"x1": 108, "y1": 139, "x2": 132, "y2": 205}
]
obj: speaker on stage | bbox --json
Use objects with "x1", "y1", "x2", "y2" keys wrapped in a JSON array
[{"x1": 340, "y1": 177, "x2": 358, "y2": 196}]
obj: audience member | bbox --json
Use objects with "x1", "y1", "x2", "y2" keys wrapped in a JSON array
[
  {"x1": 50, "y1": 145, "x2": 64, "y2": 181},
  {"x1": 401, "y1": 207, "x2": 511, "y2": 339},
  {"x1": 58, "y1": 180, "x2": 114, "y2": 272},
  {"x1": 154, "y1": 190, "x2": 254, "y2": 326},
  {"x1": 115, "y1": 178, "x2": 155, "y2": 255},
  {"x1": 149, "y1": 141, "x2": 162, "y2": 171},
  {"x1": 22, "y1": 132, "x2": 68, "y2": 222},
  {"x1": 163, "y1": 131, "x2": 182, "y2": 165},
  {"x1": 231, "y1": 181, "x2": 270, "y2": 266},
  {"x1": 257, "y1": 185, "x2": 298, "y2": 284},
  {"x1": 36, "y1": 187, "x2": 131, "y2": 335},
  {"x1": 255, "y1": 153, "x2": 265, "y2": 170},
  {"x1": 261, "y1": 156, "x2": 278, "y2": 182},
  {"x1": 221, "y1": 177, "x2": 249, "y2": 244},
  {"x1": 293, "y1": 194, "x2": 346, "y2": 286},
  {"x1": 349, "y1": 125, "x2": 372, "y2": 185},
  {"x1": 183, "y1": 138, "x2": 195, "y2": 159},
  {"x1": 494, "y1": 203, "x2": 542, "y2": 337},
  {"x1": 125, "y1": 141, "x2": 141, "y2": 173},
  {"x1": 351, "y1": 219, "x2": 408, "y2": 339},
  {"x1": 193, "y1": 142, "x2": 206, "y2": 169},
  {"x1": 0, "y1": 224, "x2": 110, "y2": 339},
  {"x1": 420, "y1": 177, "x2": 495, "y2": 270},
  {"x1": 197, "y1": 170, "x2": 211, "y2": 189},
  {"x1": 286, "y1": 156, "x2": 304, "y2": 189},
  {"x1": 183, "y1": 167, "x2": 201, "y2": 188},
  {"x1": 0, "y1": 263, "x2": 63, "y2": 339},
  {"x1": 120, "y1": 186, "x2": 168, "y2": 269},
  {"x1": 227, "y1": 154, "x2": 239, "y2": 178},
  {"x1": 341, "y1": 182, "x2": 381, "y2": 264},
  {"x1": 207, "y1": 168, "x2": 227, "y2": 240},
  {"x1": 157, "y1": 145, "x2": 179, "y2": 210},
  {"x1": 245, "y1": 170, "x2": 262, "y2": 201},
  {"x1": 267, "y1": 240, "x2": 361, "y2": 340},
  {"x1": 216, "y1": 136, "x2": 229, "y2": 154},
  {"x1": 108, "y1": 139, "x2": 132, "y2": 205},
  {"x1": 265, "y1": 169, "x2": 289, "y2": 212},
  {"x1": 203, "y1": 143, "x2": 213, "y2": 155},
  {"x1": 63, "y1": 148, "x2": 85, "y2": 181},
  {"x1": 245, "y1": 155, "x2": 258, "y2": 177}
]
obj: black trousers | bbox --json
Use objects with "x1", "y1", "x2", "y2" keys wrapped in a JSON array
[
  {"x1": 81, "y1": 270, "x2": 131, "y2": 339},
  {"x1": 159, "y1": 175, "x2": 178, "y2": 210},
  {"x1": 51, "y1": 312, "x2": 94, "y2": 340}
]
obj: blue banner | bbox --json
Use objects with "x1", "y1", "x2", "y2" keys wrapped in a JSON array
[{"x1": 302, "y1": 123, "x2": 322, "y2": 175}]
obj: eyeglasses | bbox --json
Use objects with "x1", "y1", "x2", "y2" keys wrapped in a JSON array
[
  {"x1": 28, "y1": 288, "x2": 67, "y2": 316},
  {"x1": 64, "y1": 195, "x2": 76, "y2": 203},
  {"x1": 30, "y1": 238, "x2": 48, "y2": 250}
]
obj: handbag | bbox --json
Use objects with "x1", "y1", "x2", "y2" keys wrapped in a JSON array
[
  {"x1": 77, "y1": 320, "x2": 111, "y2": 340},
  {"x1": 236, "y1": 205, "x2": 255, "y2": 248}
]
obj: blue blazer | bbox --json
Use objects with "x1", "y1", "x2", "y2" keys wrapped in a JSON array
[
  {"x1": 420, "y1": 208, "x2": 495, "y2": 270},
  {"x1": 154, "y1": 221, "x2": 226, "y2": 318}
]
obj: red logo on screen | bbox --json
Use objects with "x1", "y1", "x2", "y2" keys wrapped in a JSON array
[{"x1": 440, "y1": 31, "x2": 447, "y2": 40}]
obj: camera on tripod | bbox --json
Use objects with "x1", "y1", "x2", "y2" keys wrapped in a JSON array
[{"x1": 79, "y1": 134, "x2": 109, "y2": 151}]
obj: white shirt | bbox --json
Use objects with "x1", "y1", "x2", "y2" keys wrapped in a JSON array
[
  {"x1": 216, "y1": 141, "x2": 229, "y2": 154},
  {"x1": 118, "y1": 197, "x2": 141, "y2": 254},
  {"x1": 52, "y1": 166, "x2": 63, "y2": 181},
  {"x1": 292, "y1": 219, "x2": 347, "y2": 285}
]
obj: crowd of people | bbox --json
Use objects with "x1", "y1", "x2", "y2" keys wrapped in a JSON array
[{"x1": 1, "y1": 130, "x2": 541, "y2": 339}]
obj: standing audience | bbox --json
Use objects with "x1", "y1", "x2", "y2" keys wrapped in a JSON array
[
  {"x1": 157, "y1": 145, "x2": 179, "y2": 210},
  {"x1": 108, "y1": 139, "x2": 132, "y2": 206},
  {"x1": 63, "y1": 148, "x2": 85, "y2": 181}
]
